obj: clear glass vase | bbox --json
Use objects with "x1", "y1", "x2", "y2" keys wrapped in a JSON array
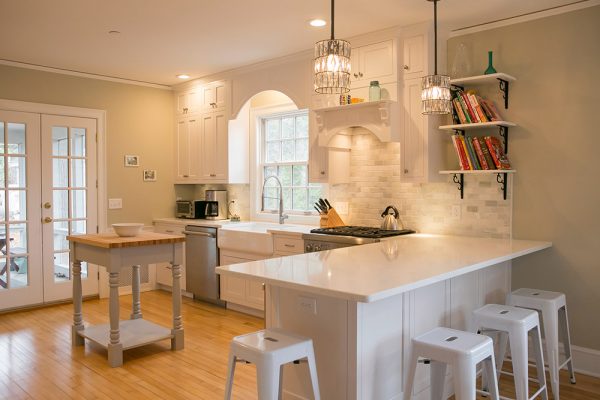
[{"x1": 451, "y1": 43, "x2": 471, "y2": 78}]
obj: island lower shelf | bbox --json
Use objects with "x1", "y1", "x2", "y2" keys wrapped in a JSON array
[{"x1": 79, "y1": 319, "x2": 173, "y2": 350}]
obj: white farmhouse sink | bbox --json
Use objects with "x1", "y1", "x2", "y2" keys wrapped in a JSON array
[{"x1": 217, "y1": 222, "x2": 313, "y2": 257}]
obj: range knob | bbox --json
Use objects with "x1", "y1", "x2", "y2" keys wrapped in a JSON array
[
  {"x1": 313, "y1": 245, "x2": 322, "y2": 252},
  {"x1": 305, "y1": 244, "x2": 313, "y2": 252}
]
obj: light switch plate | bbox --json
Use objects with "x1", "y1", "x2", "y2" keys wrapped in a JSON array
[
  {"x1": 108, "y1": 198, "x2": 122, "y2": 209},
  {"x1": 297, "y1": 296, "x2": 317, "y2": 315}
]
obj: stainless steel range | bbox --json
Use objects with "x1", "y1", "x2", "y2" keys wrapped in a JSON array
[{"x1": 302, "y1": 226, "x2": 415, "y2": 253}]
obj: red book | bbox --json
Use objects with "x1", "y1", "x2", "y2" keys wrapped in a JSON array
[
  {"x1": 484, "y1": 136, "x2": 511, "y2": 169},
  {"x1": 478, "y1": 96, "x2": 496, "y2": 121},
  {"x1": 478, "y1": 137, "x2": 496, "y2": 170},
  {"x1": 471, "y1": 137, "x2": 490, "y2": 169},
  {"x1": 469, "y1": 93, "x2": 488, "y2": 122},
  {"x1": 451, "y1": 135, "x2": 469, "y2": 170},
  {"x1": 459, "y1": 135, "x2": 474, "y2": 170},
  {"x1": 460, "y1": 92, "x2": 478, "y2": 122},
  {"x1": 453, "y1": 98, "x2": 467, "y2": 124},
  {"x1": 484, "y1": 99, "x2": 503, "y2": 121}
]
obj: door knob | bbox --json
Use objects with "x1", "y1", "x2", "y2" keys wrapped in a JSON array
[
  {"x1": 44, "y1": 217, "x2": 53, "y2": 223},
  {"x1": 43, "y1": 202, "x2": 52, "y2": 209}
]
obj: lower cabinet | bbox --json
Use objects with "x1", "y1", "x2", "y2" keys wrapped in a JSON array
[
  {"x1": 154, "y1": 222, "x2": 186, "y2": 291},
  {"x1": 220, "y1": 253, "x2": 265, "y2": 311}
]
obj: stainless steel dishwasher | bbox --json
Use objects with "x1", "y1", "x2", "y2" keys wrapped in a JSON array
[{"x1": 184, "y1": 225, "x2": 225, "y2": 306}]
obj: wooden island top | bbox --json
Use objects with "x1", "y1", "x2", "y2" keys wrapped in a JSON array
[{"x1": 66, "y1": 231, "x2": 185, "y2": 249}]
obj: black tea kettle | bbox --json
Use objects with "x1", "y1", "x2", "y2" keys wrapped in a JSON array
[{"x1": 381, "y1": 205, "x2": 401, "y2": 230}]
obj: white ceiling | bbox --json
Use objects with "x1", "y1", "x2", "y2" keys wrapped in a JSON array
[{"x1": 0, "y1": 0, "x2": 583, "y2": 86}]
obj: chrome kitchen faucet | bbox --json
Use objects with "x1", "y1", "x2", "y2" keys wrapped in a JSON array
[{"x1": 260, "y1": 175, "x2": 288, "y2": 224}]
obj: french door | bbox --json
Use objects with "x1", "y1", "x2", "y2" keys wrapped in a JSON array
[{"x1": 0, "y1": 110, "x2": 98, "y2": 310}]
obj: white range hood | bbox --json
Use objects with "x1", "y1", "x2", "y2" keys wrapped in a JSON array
[{"x1": 312, "y1": 100, "x2": 400, "y2": 147}]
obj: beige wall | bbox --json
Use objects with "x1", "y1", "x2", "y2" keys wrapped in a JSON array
[
  {"x1": 448, "y1": 6, "x2": 600, "y2": 350},
  {"x1": 0, "y1": 65, "x2": 174, "y2": 226}
]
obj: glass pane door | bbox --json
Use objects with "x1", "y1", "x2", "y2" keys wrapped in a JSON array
[
  {"x1": 0, "y1": 110, "x2": 43, "y2": 309},
  {"x1": 41, "y1": 115, "x2": 97, "y2": 302}
]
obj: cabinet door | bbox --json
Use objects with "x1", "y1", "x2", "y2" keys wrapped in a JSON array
[
  {"x1": 156, "y1": 263, "x2": 173, "y2": 286},
  {"x1": 401, "y1": 78, "x2": 426, "y2": 182},
  {"x1": 176, "y1": 90, "x2": 201, "y2": 115},
  {"x1": 308, "y1": 111, "x2": 328, "y2": 182},
  {"x1": 202, "y1": 81, "x2": 228, "y2": 112},
  {"x1": 200, "y1": 111, "x2": 228, "y2": 181},
  {"x1": 175, "y1": 117, "x2": 201, "y2": 182},
  {"x1": 353, "y1": 40, "x2": 396, "y2": 88},
  {"x1": 246, "y1": 280, "x2": 265, "y2": 310},
  {"x1": 220, "y1": 275, "x2": 247, "y2": 304},
  {"x1": 402, "y1": 34, "x2": 425, "y2": 80},
  {"x1": 154, "y1": 223, "x2": 186, "y2": 289}
]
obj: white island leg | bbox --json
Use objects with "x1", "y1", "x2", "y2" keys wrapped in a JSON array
[
  {"x1": 171, "y1": 262, "x2": 184, "y2": 350},
  {"x1": 130, "y1": 265, "x2": 143, "y2": 319},
  {"x1": 71, "y1": 259, "x2": 85, "y2": 346},
  {"x1": 107, "y1": 271, "x2": 123, "y2": 367}
]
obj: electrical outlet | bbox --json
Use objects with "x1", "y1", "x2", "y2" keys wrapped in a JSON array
[
  {"x1": 451, "y1": 205, "x2": 461, "y2": 219},
  {"x1": 108, "y1": 198, "x2": 122, "y2": 209},
  {"x1": 298, "y1": 296, "x2": 317, "y2": 315},
  {"x1": 334, "y1": 201, "x2": 349, "y2": 215}
]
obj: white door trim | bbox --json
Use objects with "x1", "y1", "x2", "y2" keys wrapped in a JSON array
[{"x1": 0, "y1": 99, "x2": 107, "y2": 233}]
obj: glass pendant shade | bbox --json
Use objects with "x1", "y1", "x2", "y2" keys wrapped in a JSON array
[
  {"x1": 314, "y1": 39, "x2": 351, "y2": 94},
  {"x1": 421, "y1": 75, "x2": 451, "y2": 114}
]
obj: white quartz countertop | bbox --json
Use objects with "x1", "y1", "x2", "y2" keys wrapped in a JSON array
[{"x1": 216, "y1": 234, "x2": 552, "y2": 303}]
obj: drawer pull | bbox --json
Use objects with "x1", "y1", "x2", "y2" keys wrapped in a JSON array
[
  {"x1": 165, "y1": 230, "x2": 175, "y2": 233},
  {"x1": 284, "y1": 244, "x2": 295, "y2": 248}
]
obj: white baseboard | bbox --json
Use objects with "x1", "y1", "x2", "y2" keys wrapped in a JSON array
[{"x1": 570, "y1": 344, "x2": 600, "y2": 378}]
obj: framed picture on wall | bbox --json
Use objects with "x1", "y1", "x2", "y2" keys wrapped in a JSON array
[
  {"x1": 143, "y1": 169, "x2": 157, "y2": 182},
  {"x1": 124, "y1": 155, "x2": 140, "y2": 167}
]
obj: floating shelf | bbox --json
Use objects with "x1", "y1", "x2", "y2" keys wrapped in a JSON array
[
  {"x1": 439, "y1": 121, "x2": 516, "y2": 131},
  {"x1": 440, "y1": 170, "x2": 515, "y2": 200},
  {"x1": 450, "y1": 73, "x2": 516, "y2": 86},
  {"x1": 312, "y1": 99, "x2": 396, "y2": 113},
  {"x1": 440, "y1": 169, "x2": 516, "y2": 175}
]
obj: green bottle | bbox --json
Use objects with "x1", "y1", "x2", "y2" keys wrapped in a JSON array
[{"x1": 484, "y1": 51, "x2": 497, "y2": 75}]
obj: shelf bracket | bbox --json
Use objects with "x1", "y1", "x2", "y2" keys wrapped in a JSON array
[
  {"x1": 451, "y1": 84, "x2": 465, "y2": 91},
  {"x1": 453, "y1": 129, "x2": 466, "y2": 135},
  {"x1": 498, "y1": 78, "x2": 510, "y2": 109},
  {"x1": 498, "y1": 126, "x2": 509, "y2": 154},
  {"x1": 453, "y1": 173, "x2": 464, "y2": 199},
  {"x1": 497, "y1": 172, "x2": 508, "y2": 200}
]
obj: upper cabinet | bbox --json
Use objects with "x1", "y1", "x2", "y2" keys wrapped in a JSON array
[
  {"x1": 174, "y1": 80, "x2": 249, "y2": 184},
  {"x1": 402, "y1": 34, "x2": 425, "y2": 80},
  {"x1": 351, "y1": 40, "x2": 397, "y2": 88}
]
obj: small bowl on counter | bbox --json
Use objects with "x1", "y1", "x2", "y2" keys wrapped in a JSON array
[{"x1": 112, "y1": 223, "x2": 144, "y2": 237}]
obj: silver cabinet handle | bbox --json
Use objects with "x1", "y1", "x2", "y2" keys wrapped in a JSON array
[
  {"x1": 353, "y1": 73, "x2": 358, "y2": 78},
  {"x1": 403, "y1": 65, "x2": 409, "y2": 70},
  {"x1": 183, "y1": 230, "x2": 216, "y2": 238},
  {"x1": 358, "y1": 72, "x2": 363, "y2": 77},
  {"x1": 183, "y1": 174, "x2": 189, "y2": 178},
  {"x1": 165, "y1": 230, "x2": 175, "y2": 233},
  {"x1": 404, "y1": 169, "x2": 409, "y2": 174},
  {"x1": 210, "y1": 173, "x2": 216, "y2": 177},
  {"x1": 320, "y1": 171, "x2": 325, "y2": 175},
  {"x1": 284, "y1": 244, "x2": 295, "y2": 248}
]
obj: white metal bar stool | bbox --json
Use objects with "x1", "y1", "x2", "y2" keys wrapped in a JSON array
[
  {"x1": 508, "y1": 288, "x2": 576, "y2": 400},
  {"x1": 473, "y1": 304, "x2": 548, "y2": 400},
  {"x1": 404, "y1": 327, "x2": 500, "y2": 400},
  {"x1": 224, "y1": 328, "x2": 320, "y2": 400}
]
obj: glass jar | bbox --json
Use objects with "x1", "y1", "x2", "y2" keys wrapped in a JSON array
[{"x1": 369, "y1": 81, "x2": 381, "y2": 102}]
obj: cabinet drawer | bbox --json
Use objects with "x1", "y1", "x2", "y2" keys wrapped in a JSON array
[
  {"x1": 273, "y1": 237, "x2": 304, "y2": 254},
  {"x1": 154, "y1": 223, "x2": 185, "y2": 235}
]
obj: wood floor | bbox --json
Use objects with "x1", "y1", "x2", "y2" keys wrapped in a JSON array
[{"x1": 0, "y1": 290, "x2": 599, "y2": 400}]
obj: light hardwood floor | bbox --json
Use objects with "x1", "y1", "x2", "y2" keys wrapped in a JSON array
[{"x1": 0, "y1": 290, "x2": 599, "y2": 399}]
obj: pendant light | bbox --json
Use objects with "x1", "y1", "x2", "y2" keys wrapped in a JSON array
[
  {"x1": 314, "y1": 0, "x2": 351, "y2": 94},
  {"x1": 421, "y1": 0, "x2": 451, "y2": 114}
]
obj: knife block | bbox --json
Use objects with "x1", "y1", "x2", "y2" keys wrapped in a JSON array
[{"x1": 319, "y1": 208, "x2": 345, "y2": 228}]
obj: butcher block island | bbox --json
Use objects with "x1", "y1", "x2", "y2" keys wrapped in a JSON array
[
  {"x1": 67, "y1": 231, "x2": 185, "y2": 367},
  {"x1": 216, "y1": 234, "x2": 552, "y2": 400}
]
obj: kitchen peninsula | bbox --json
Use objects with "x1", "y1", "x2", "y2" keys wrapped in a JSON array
[{"x1": 216, "y1": 234, "x2": 551, "y2": 400}]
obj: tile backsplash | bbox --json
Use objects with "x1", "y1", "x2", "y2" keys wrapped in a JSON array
[{"x1": 176, "y1": 132, "x2": 511, "y2": 238}]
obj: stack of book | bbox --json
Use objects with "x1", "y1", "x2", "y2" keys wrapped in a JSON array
[
  {"x1": 452, "y1": 90, "x2": 502, "y2": 124},
  {"x1": 452, "y1": 135, "x2": 511, "y2": 171}
]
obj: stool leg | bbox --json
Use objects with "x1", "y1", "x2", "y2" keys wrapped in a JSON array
[
  {"x1": 306, "y1": 346, "x2": 321, "y2": 400},
  {"x1": 256, "y1": 360, "x2": 281, "y2": 400},
  {"x1": 278, "y1": 365, "x2": 284, "y2": 400},
  {"x1": 532, "y1": 325, "x2": 549, "y2": 400},
  {"x1": 495, "y1": 331, "x2": 509, "y2": 380},
  {"x1": 483, "y1": 354, "x2": 500, "y2": 400},
  {"x1": 559, "y1": 305, "x2": 576, "y2": 384},
  {"x1": 509, "y1": 327, "x2": 529, "y2": 400},
  {"x1": 224, "y1": 352, "x2": 236, "y2": 400},
  {"x1": 403, "y1": 349, "x2": 419, "y2": 400},
  {"x1": 429, "y1": 360, "x2": 447, "y2": 400},
  {"x1": 542, "y1": 305, "x2": 561, "y2": 399},
  {"x1": 452, "y1": 358, "x2": 476, "y2": 400}
]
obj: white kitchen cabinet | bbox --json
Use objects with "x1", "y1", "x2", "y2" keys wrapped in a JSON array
[
  {"x1": 402, "y1": 34, "x2": 425, "y2": 80},
  {"x1": 201, "y1": 80, "x2": 228, "y2": 112},
  {"x1": 199, "y1": 111, "x2": 228, "y2": 181},
  {"x1": 351, "y1": 40, "x2": 397, "y2": 89},
  {"x1": 272, "y1": 234, "x2": 304, "y2": 257},
  {"x1": 153, "y1": 222, "x2": 186, "y2": 291},
  {"x1": 175, "y1": 116, "x2": 202, "y2": 183},
  {"x1": 176, "y1": 89, "x2": 201, "y2": 115},
  {"x1": 220, "y1": 252, "x2": 265, "y2": 312}
]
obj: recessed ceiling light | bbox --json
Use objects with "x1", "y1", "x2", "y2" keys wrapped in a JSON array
[
  {"x1": 177, "y1": 74, "x2": 190, "y2": 79},
  {"x1": 309, "y1": 19, "x2": 327, "y2": 27}
]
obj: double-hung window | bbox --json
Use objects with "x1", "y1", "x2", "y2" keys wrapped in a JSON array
[{"x1": 259, "y1": 110, "x2": 322, "y2": 215}]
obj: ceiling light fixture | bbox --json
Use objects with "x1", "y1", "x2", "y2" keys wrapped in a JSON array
[
  {"x1": 421, "y1": 0, "x2": 451, "y2": 115},
  {"x1": 177, "y1": 74, "x2": 190, "y2": 79},
  {"x1": 314, "y1": 0, "x2": 351, "y2": 94},
  {"x1": 309, "y1": 19, "x2": 327, "y2": 27}
]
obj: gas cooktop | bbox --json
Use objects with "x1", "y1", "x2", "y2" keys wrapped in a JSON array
[{"x1": 309, "y1": 226, "x2": 415, "y2": 239}]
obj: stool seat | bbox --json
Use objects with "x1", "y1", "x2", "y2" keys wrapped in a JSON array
[
  {"x1": 508, "y1": 288, "x2": 576, "y2": 400},
  {"x1": 404, "y1": 327, "x2": 499, "y2": 400},
  {"x1": 473, "y1": 304, "x2": 548, "y2": 400},
  {"x1": 225, "y1": 328, "x2": 320, "y2": 400}
]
